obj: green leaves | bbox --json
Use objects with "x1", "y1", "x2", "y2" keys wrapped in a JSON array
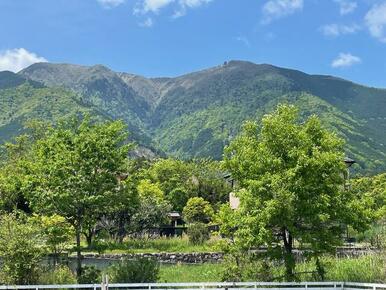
[
  {"x1": 0, "y1": 213, "x2": 46, "y2": 284},
  {"x1": 28, "y1": 116, "x2": 133, "y2": 221},
  {"x1": 220, "y1": 104, "x2": 371, "y2": 281},
  {"x1": 183, "y1": 197, "x2": 214, "y2": 224}
]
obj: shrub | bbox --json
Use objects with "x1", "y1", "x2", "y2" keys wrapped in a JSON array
[
  {"x1": 183, "y1": 197, "x2": 214, "y2": 224},
  {"x1": 78, "y1": 265, "x2": 101, "y2": 284},
  {"x1": 187, "y1": 223, "x2": 210, "y2": 245},
  {"x1": 39, "y1": 266, "x2": 77, "y2": 284},
  {"x1": 0, "y1": 213, "x2": 46, "y2": 284},
  {"x1": 108, "y1": 257, "x2": 159, "y2": 283},
  {"x1": 220, "y1": 253, "x2": 275, "y2": 282},
  {"x1": 90, "y1": 239, "x2": 109, "y2": 254}
]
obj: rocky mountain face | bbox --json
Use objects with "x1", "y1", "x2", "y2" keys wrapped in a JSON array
[{"x1": 0, "y1": 60, "x2": 384, "y2": 173}]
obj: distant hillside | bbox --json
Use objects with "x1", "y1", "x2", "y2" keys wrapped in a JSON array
[
  {"x1": 0, "y1": 60, "x2": 383, "y2": 173},
  {"x1": 0, "y1": 71, "x2": 159, "y2": 158}
]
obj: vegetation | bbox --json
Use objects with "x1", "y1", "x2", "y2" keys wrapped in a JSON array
[
  {"x1": 186, "y1": 223, "x2": 211, "y2": 245},
  {"x1": 351, "y1": 173, "x2": 386, "y2": 247},
  {"x1": 159, "y1": 255, "x2": 386, "y2": 283},
  {"x1": 159, "y1": 263, "x2": 225, "y2": 282},
  {"x1": 78, "y1": 266, "x2": 101, "y2": 284},
  {"x1": 84, "y1": 236, "x2": 219, "y2": 254},
  {"x1": 38, "y1": 266, "x2": 77, "y2": 285},
  {"x1": 23, "y1": 116, "x2": 133, "y2": 277},
  {"x1": 32, "y1": 214, "x2": 73, "y2": 265},
  {"x1": 0, "y1": 102, "x2": 385, "y2": 284},
  {"x1": 183, "y1": 197, "x2": 214, "y2": 224},
  {"x1": 1, "y1": 61, "x2": 386, "y2": 173},
  {"x1": 0, "y1": 213, "x2": 46, "y2": 284},
  {"x1": 219, "y1": 105, "x2": 371, "y2": 281},
  {"x1": 108, "y1": 257, "x2": 159, "y2": 283}
]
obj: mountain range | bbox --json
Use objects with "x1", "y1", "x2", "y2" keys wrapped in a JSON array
[{"x1": 0, "y1": 60, "x2": 385, "y2": 174}]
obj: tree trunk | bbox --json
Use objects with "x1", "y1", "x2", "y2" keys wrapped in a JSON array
[
  {"x1": 84, "y1": 227, "x2": 94, "y2": 248},
  {"x1": 283, "y1": 227, "x2": 295, "y2": 281},
  {"x1": 53, "y1": 250, "x2": 59, "y2": 267},
  {"x1": 117, "y1": 212, "x2": 126, "y2": 243},
  {"x1": 76, "y1": 224, "x2": 82, "y2": 278}
]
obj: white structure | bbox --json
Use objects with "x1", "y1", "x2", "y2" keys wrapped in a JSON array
[{"x1": 229, "y1": 192, "x2": 240, "y2": 210}]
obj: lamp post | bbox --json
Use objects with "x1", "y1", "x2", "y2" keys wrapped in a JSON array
[
  {"x1": 344, "y1": 157, "x2": 356, "y2": 191},
  {"x1": 344, "y1": 157, "x2": 356, "y2": 243}
]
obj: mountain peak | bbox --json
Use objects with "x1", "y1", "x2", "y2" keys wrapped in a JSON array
[{"x1": 3, "y1": 60, "x2": 385, "y2": 173}]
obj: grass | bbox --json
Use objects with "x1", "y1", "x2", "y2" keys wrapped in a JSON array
[
  {"x1": 157, "y1": 255, "x2": 386, "y2": 283},
  {"x1": 159, "y1": 263, "x2": 225, "y2": 282},
  {"x1": 81, "y1": 236, "x2": 220, "y2": 254},
  {"x1": 322, "y1": 255, "x2": 386, "y2": 282}
]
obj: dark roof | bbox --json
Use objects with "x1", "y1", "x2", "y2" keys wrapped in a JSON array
[{"x1": 344, "y1": 157, "x2": 356, "y2": 165}]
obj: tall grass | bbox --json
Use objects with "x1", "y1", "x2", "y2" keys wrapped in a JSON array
[
  {"x1": 85, "y1": 236, "x2": 220, "y2": 254},
  {"x1": 159, "y1": 255, "x2": 386, "y2": 283},
  {"x1": 159, "y1": 263, "x2": 225, "y2": 282},
  {"x1": 324, "y1": 255, "x2": 385, "y2": 282}
]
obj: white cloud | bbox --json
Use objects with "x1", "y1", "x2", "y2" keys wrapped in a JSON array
[
  {"x1": 139, "y1": 17, "x2": 154, "y2": 27},
  {"x1": 334, "y1": 0, "x2": 357, "y2": 15},
  {"x1": 262, "y1": 0, "x2": 303, "y2": 24},
  {"x1": 320, "y1": 23, "x2": 360, "y2": 37},
  {"x1": 134, "y1": 0, "x2": 174, "y2": 14},
  {"x1": 97, "y1": 0, "x2": 125, "y2": 8},
  {"x1": 331, "y1": 53, "x2": 361, "y2": 68},
  {"x1": 134, "y1": 0, "x2": 212, "y2": 22},
  {"x1": 172, "y1": 0, "x2": 212, "y2": 18},
  {"x1": 365, "y1": 2, "x2": 386, "y2": 43},
  {"x1": 179, "y1": 0, "x2": 211, "y2": 8},
  {"x1": 0, "y1": 48, "x2": 47, "y2": 73}
]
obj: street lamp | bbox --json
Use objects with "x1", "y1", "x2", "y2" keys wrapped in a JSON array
[{"x1": 344, "y1": 157, "x2": 356, "y2": 190}]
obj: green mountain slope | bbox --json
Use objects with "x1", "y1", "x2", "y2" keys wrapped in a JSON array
[
  {"x1": 149, "y1": 61, "x2": 386, "y2": 172},
  {"x1": 0, "y1": 60, "x2": 385, "y2": 173},
  {"x1": 0, "y1": 72, "x2": 158, "y2": 156}
]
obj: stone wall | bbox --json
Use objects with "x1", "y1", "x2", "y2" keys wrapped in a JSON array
[
  {"x1": 79, "y1": 247, "x2": 378, "y2": 265},
  {"x1": 82, "y1": 252, "x2": 224, "y2": 264}
]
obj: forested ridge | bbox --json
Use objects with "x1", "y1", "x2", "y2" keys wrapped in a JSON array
[{"x1": 1, "y1": 60, "x2": 385, "y2": 173}]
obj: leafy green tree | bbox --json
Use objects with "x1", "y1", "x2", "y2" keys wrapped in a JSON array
[
  {"x1": 26, "y1": 115, "x2": 133, "y2": 277},
  {"x1": 351, "y1": 173, "x2": 386, "y2": 219},
  {"x1": 147, "y1": 158, "x2": 229, "y2": 212},
  {"x1": 0, "y1": 134, "x2": 34, "y2": 213},
  {"x1": 31, "y1": 214, "x2": 73, "y2": 265},
  {"x1": 148, "y1": 159, "x2": 192, "y2": 211},
  {"x1": 351, "y1": 173, "x2": 386, "y2": 247},
  {"x1": 0, "y1": 213, "x2": 46, "y2": 284},
  {"x1": 0, "y1": 120, "x2": 53, "y2": 214},
  {"x1": 183, "y1": 197, "x2": 214, "y2": 224},
  {"x1": 220, "y1": 104, "x2": 370, "y2": 281},
  {"x1": 129, "y1": 179, "x2": 171, "y2": 234},
  {"x1": 190, "y1": 159, "x2": 230, "y2": 207},
  {"x1": 104, "y1": 159, "x2": 141, "y2": 243}
]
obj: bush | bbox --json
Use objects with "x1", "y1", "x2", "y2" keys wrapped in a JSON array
[
  {"x1": 78, "y1": 265, "x2": 101, "y2": 284},
  {"x1": 39, "y1": 266, "x2": 77, "y2": 284},
  {"x1": 187, "y1": 223, "x2": 210, "y2": 245},
  {"x1": 220, "y1": 253, "x2": 275, "y2": 282},
  {"x1": 90, "y1": 239, "x2": 109, "y2": 254},
  {"x1": 356, "y1": 224, "x2": 386, "y2": 248},
  {"x1": 183, "y1": 197, "x2": 214, "y2": 224},
  {"x1": 108, "y1": 257, "x2": 159, "y2": 283},
  {"x1": 0, "y1": 214, "x2": 46, "y2": 284}
]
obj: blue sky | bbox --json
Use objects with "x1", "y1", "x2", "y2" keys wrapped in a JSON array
[{"x1": 1, "y1": 0, "x2": 386, "y2": 87}]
